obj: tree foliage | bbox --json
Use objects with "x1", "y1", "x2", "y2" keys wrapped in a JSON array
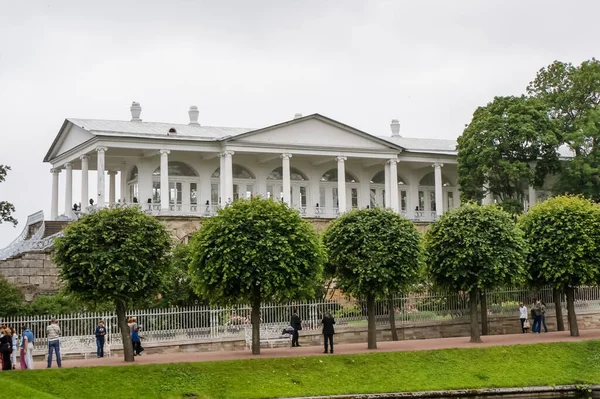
[
  {"x1": 518, "y1": 196, "x2": 600, "y2": 336},
  {"x1": 322, "y1": 208, "x2": 423, "y2": 349},
  {"x1": 53, "y1": 206, "x2": 173, "y2": 361},
  {"x1": 424, "y1": 204, "x2": 526, "y2": 342},
  {"x1": 0, "y1": 275, "x2": 27, "y2": 316},
  {"x1": 188, "y1": 197, "x2": 324, "y2": 355},
  {"x1": 457, "y1": 96, "x2": 560, "y2": 206},
  {"x1": 527, "y1": 59, "x2": 600, "y2": 199},
  {"x1": 0, "y1": 165, "x2": 17, "y2": 226},
  {"x1": 157, "y1": 243, "x2": 206, "y2": 307}
]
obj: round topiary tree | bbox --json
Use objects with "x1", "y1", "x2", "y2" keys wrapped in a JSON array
[
  {"x1": 518, "y1": 195, "x2": 600, "y2": 337},
  {"x1": 424, "y1": 204, "x2": 526, "y2": 343},
  {"x1": 53, "y1": 206, "x2": 173, "y2": 362},
  {"x1": 188, "y1": 197, "x2": 324, "y2": 355},
  {"x1": 322, "y1": 207, "x2": 423, "y2": 349}
]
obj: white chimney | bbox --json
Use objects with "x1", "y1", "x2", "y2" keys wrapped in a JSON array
[
  {"x1": 390, "y1": 119, "x2": 400, "y2": 137},
  {"x1": 188, "y1": 105, "x2": 200, "y2": 125},
  {"x1": 130, "y1": 102, "x2": 142, "y2": 122},
  {"x1": 294, "y1": 113, "x2": 303, "y2": 119}
]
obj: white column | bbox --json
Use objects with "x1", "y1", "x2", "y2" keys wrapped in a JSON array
[
  {"x1": 120, "y1": 163, "x2": 127, "y2": 203},
  {"x1": 281, "y1": 153, "x2": 292, "y2": 206},
  {"x1": 96, "y1": 147, "x2": 107, "y2": 207},
  {"x1": 218, "y1": 153, "x2": 225, "y2": 207},
  {"x1": 336, "y1": 156, "x2": 347, "y2": 213},
  {"x1": 223, "y1": 151, "x2": 234, "y2": 204},
  {"x1": 159, "y1": 150, "x2": 170, "y2": 210},
  {"x1": 528, "y1": 185, "x2": 537, "y2": 209},
  {"x1": 51, "y1": 168, "x2": 60, "y2": 220},
  {"x1": 384, "y1": 162, "x2": 391, "y2": 208},
  {"x1": 80, "y1": 155, "x2": 89, "y2": 210},
  {"x1": 108, "y1": 171, "x2": 117, "y2": 205},
  {"x1": 389, "y1": 159, "x2": 399, "y2": 213},
  {"x1": 433, "y1": 163, "x2": 444, "y2": 216},
  {"x1": 64, "y1": 162, "x2": 73, "y2": 216}
]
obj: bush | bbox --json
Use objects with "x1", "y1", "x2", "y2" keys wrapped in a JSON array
[{"x1": 0, "y1": 276, "x2": 27, "y2": 316}]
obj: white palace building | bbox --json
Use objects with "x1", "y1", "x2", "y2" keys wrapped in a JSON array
[{"x1": 42, "y1": 102, "x2": 463, "y2": 223}]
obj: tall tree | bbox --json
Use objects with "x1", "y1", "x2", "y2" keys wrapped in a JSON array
[
  {"x1": 188, "y1": 197, "x2": 324, "y2": 355},
  {"x1": 527, "y1": 59, "x2": 600, "y2": 199},
  {"x1": 518, "y1": 196, "x2": 600, "y2": 337},
  {"x1": 0, "y1": 165, "x2": 17, "y2": 226},
  {"x1": 53, "y1": 207, "x2": 173, "y2": 362},
  {"x1": 322, "y1": 208, "x2": 423, "y2": 349},
  {"x1": 457, "y1": 96, "x2": 560, "y2": 208},
  {"x1": 424, "y1": 204, "x2": 526, "y2": 343}
]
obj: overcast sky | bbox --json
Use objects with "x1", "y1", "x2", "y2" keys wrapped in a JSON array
[{"x1": 0, "y1": 0, "x2": 598, "y2": 246}]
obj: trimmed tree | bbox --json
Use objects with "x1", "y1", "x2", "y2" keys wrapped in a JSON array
[
  {"x1": 518, "y1": 196, "x2": 600, "y2": 336},
  {"x1": 424, "y1": 204, "x2": 526, "y2": 343},
  {"x1": 322, "y1": 208, "x2": 423, "y2": 350},
  {"x1": 53, "y1": 207, "x2": 173, "y2": 362},
  {"x1": 188, "y1": 197, "x2": 324, "y2": 355}
]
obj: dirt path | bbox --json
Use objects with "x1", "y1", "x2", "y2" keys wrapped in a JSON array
[{"x1": 37, "y1": 329, "x2": 600, "y2": 369}]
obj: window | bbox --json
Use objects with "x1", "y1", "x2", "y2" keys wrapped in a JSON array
[
  {"x1": 383, "y1": 189, "x2": 386, "y2": 208},
  {"x1": 211, "y1": 184, "x2": 219, "y2": 205},
  {"x1": 447, "y1": 191, "x2": 454, "y2": 210},
  {"x1": 190, "y1": 183, "x2": 197, "y2": 205},
  {"x1": 153, "y1": 181, "x2": 161, "y2": 203},
  {"x1": 351, "y1": 188, "x2": 358, "y2": 209},
  {"x1": 233, "y1": 185, "x2": 239, "y2": 201},
  {"x1": 400, "y1": 190, "x2": 407, "y2": 211},
  {"x1": 267, "y1": 167, "x2": 308, "y2": 181},
  {"x1": 333, "y1": 188, "x2": 339, "y2": 208},
  {"x1": 129, "y1": 166, "x2": 138, "y2": 181},
  {"x1": 300, "y1": 186, "x2": 307, "y2": 207},
  {"x1": 129, "y1": 183, "x2": 138, "y2": 202},
  {"x1": 319, "y1": 186, "x2": 326, "y2": 208},
  {"x1": 430, "y1": 191, "x2": 436, "y2": 212},
  {"x1": 169, "y1": 182, "x2": 182, "y2": 204},
  {"x1": 419, "y1": 172, "x2": 451, "y2": 187},
  {"x1": 246, "y1": 184, "x2": 253, "y2": 199},
  {"x1": 370, "y1": 170, "x2": 406, "y2": 185},
  {"x1": 370, "y1": 189, "x2": 377, "y2": 208},
  {"x1": 320, "y1": 169, "x2": 359, "y2": 183},
  {"x1": 418, "y1": 191, "x2": 425, "y2": 211},
  {"x1": 267, "y1": 185, "x2": 273, "y2": 199},
  {"x1": 154, "y1": 161, "x2": 198, "y2": 177},
  {"x1": 211, "y1": 164, "x2": 255, "y2": 179}
]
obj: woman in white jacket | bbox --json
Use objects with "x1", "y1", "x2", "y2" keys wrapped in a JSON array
[{"x1": 519, "y1": 302, "x2": 529, "y2": 333}]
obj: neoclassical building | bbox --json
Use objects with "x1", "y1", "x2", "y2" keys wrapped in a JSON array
[{"x1": 42, "y1": 102, "x2": 461, "y2": 223}]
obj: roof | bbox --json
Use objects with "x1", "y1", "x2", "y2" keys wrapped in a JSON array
[
  {"x1": 68, "y1": 118, "x2": 253, "y2": 140},
  {"x1": 381, "y1": 136, "x2": 458, "y2": 154}
]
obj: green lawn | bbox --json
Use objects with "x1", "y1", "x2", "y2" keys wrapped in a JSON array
[{"x1": 1, "y1": 341, "x2": 599, "y2": 399}]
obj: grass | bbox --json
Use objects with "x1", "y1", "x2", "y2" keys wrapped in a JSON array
[{"x1": 1, "y1": 340, "x2": 599, "y2": 399}]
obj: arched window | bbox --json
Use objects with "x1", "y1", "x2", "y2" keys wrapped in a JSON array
[
  {"x1": 128, "y1": 166, "x2": 138, "y2": 181},
  {"x1": 320, "y1": 169, "x2": 359, "y2": 183},
  {"x1": 267, "y1": 167, "x2": 308, "y2": 181},
  {"x1": 370, "y1": 170, "x2": 406, "y2": 185},
  {"x1": 211, "y1": 164, "x2": 255, "y2": 179},
  {"x1": 419, "y1": 172, "x2": 452, "y2": 187},
  {"x1": 153, "y1": 161, "x2": 198, "y2": 177}
]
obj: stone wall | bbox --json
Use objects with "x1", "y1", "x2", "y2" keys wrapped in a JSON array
[{"x1": 0, "y1": 250, "x2": 59, "y2": 300}]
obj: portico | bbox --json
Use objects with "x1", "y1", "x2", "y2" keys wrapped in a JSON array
[{"x1": 43, "y1": 103, "x2": 461, "y2": 222}]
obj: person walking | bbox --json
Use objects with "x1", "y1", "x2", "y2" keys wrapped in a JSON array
[
  {"x1": 321, "y1": 311, "x2": 336, "y2": 354},
  {"x1": 10, "y1": 327, "x2": 17, "y2": 369},
  {"x1": 531, "y1": 298, "x2": 542, "y2": 334},
  {"x1": 47, "y1": 318, "x2": 62, "y2": 368},
  {"x1": 129, "y1": 317, "x2": 144, "y2": 356},
  {"x1": 540, "y1": 301, "x2": 548, "y2": 333},
  {"x1": 519, "y1": 302, "x2": 529, "y2": 333},
  {"x1": 21, "y1": 325, "x2": 34, "y2": 370},
  {"x1": 0, "y1": 327, "x2": 13, "y2": 370},
  {"x1": 94, "y1": 320, "x2": 107, "y2": 358},
  {"x1": 290, "y1": 308, "x2": 302, "y2": 347}
]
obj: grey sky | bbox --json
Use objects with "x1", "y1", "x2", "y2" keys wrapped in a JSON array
[{"x1": 0, "y1": 0, "x2": 598, "y2": 246}]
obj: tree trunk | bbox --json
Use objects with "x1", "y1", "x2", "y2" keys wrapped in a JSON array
[
  {"x1": 553, "y1": 288, "x2": 565, "y2": 332},
  {"x1": 480, "y1": 291, "x2": 488, "y2": 336},
  {"x1": 470, "y1": 288, "x2": 481, "y2": 343},
  {"x1": 388, "y1": 297, "x2": 398, "y2": 341},
  {"x1": 566, "y1": 287, "x2": 579, "y2": 337},
  {"x1": 367, "y1": 294, "x2": 377, "y2": 349},
  {"x1": 116, "y1": 300, "x2": 134, "y2": 362},
  {"x1": 251, "y1": 295, "x2": 261, "y2": 355}
]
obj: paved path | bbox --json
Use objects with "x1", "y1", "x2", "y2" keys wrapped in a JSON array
[{"x1": 38, "y1": 329, "x2": 600, "y2": 370}]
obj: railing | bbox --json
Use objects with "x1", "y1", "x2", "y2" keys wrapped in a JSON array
[{"x1": 2, "y1": 286, "x2": 599, "y2": 354}]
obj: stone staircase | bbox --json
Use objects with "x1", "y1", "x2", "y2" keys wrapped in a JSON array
[{"x1": 42, "y1": 221, "x2": 71, "y2": 238}]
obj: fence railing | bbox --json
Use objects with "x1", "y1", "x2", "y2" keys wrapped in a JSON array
[{"x1": 2, "y1": 286, "x2": 600, "y2": 354}]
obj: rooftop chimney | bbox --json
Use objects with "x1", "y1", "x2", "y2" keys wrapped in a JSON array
[
  {"x1": 294, "y1": 113, "x2": 303, "y2": 119},
  {"x1": 130, "y1": 102, "x2": 142, "y2": 122},
  {"x1": 188, "y1": 105, "x2": 200, "y2": 125},
  {"x1": 390, "y1": 119, "x2": 400, "y2": 137}
]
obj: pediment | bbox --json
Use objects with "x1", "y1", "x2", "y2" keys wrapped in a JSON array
[
  {"x1": 229, "y1": 115, "x2": 401, "y2": 151},
  {"x1": 44, "y1": 121, "x2": 95, "y2": 162}
]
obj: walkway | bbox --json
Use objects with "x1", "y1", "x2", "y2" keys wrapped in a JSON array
[{"x1": 37, "y1": 329, "x2": 600, "y2": 369}]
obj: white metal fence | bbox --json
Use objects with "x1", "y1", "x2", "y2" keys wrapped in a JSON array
[{"x1": 2, "y1": 286, "x2": 600, "y2": 355}]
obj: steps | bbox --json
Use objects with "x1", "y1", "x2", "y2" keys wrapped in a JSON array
[{"x1": 42, "y1": 221, "x2": 71, "y2": 237}]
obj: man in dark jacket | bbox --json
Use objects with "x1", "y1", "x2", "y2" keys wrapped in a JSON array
[
  {"x1": 290, "y1": 308, "x2": 302, "y2": 347},
  {"x1": 322, "y1": 312, "x2": 336, "y2": 354}
]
